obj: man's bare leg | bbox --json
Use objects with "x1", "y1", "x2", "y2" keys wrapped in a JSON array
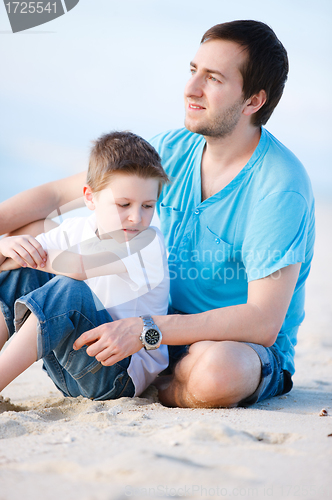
[
  {"x1": 158, "y1": 340, "x2": 261, "y2": 408},
  {"x1": 0, "y1": 313, "x2": 38, "y2": 392}
]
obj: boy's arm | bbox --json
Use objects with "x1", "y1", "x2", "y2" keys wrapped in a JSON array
[
  {"x1": 0, "y1": 218, "x2": 59, "y2": 272},
  {"x1": 0, "y1": 235, "x2": 126, "y2": 279},
  {"x1": 41, "y1": 248, "x2": 127, "y2": 280},
  {"x1": 0, "y1": 171, "x2": 87, "y2": 236},
  {"x1": 0, "y1": 235, "x2": 47, "y2": 268}
]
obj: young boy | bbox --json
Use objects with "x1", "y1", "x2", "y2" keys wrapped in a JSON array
[{"x1": 0, "y1": 131, "x2": 170, "y2": 400}]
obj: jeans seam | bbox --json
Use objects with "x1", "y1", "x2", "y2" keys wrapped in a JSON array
[
  {"x1": 117, "y1": 373, "x2": 133, "y2": 398},
  {"x1": 63, "y1": 349, "x2": 99, "y2": 378},
  {"x1": 45, "y1": 310, "x2": 99, "y2": 329}
]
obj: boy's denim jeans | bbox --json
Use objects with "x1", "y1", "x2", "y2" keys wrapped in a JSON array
[{"x1": 0, "y1": 268, "x2": 135, "y2": 400}]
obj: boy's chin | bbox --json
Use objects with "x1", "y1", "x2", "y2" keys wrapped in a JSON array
[
  {"x1": 122, "y1": 229, "x2": 143, "y2": 241},
  {"x1": 98, "y1": 228, "x2": 123, "y2": 241},
  {"x1": 98, "y1": 228, "x2": 142, "y2": 243}
]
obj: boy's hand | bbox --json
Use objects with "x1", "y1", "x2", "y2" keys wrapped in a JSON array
[
  {"x1": 0, "y1": 235, "x2": 47, "y2": 269},
  {"x1": 73, "y1": 317, "x2": 143, "y2": 366},
  {"x1": 0, "y1": 257, "x2": 21, "y2": 272}
]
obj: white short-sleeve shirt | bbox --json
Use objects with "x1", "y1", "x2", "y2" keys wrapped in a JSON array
[{"x1": 36, "y1": 213, "x2": 170, "y2": 396}]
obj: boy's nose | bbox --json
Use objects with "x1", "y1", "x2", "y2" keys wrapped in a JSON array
[{"x1": 128, "y1": 208, "x2": 142, "y2": 224}]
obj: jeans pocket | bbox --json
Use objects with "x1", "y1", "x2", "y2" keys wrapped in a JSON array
[
  {"x1": 63, "y1": 347, "x2": 100, "y2": 379},
  {"x1": 62, "y1": 347, "x2": 134, "y2": 400}
]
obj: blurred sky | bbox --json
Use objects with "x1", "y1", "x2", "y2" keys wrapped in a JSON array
[{"x1": 0, "y1": 0, "x2": 331, "y2": 204}]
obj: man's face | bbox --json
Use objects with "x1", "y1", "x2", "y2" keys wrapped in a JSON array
[
  {"x1": 184, "y1": 39, "x2": 248, "y2": 138},
  {"x1": 85, "y1": 173, "x2": 159, "y2": 242}
]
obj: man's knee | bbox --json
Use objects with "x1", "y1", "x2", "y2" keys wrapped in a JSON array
[{"x1": 176, "y1": 341, "x2": 261, "y2": 408}]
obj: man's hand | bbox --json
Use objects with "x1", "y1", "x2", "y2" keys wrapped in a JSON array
[
  {"x1": 73, "y1": 316, "x2": 144, "y2": 366},
  {"x1": 0, "y1": 235, "x2": 47, "y2": 269}
]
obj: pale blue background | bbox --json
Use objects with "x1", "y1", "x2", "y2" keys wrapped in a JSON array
[{"x1": 0, "y1": 0, "x2": 331, "y2": 204}]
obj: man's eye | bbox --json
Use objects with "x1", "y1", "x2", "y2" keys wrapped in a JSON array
[
  {"x1": 209, "y1": 76, "x2": 219, "y2": 82},
  {"x1": 190, "y1": 68, "x2": 196, "y2": 75}
]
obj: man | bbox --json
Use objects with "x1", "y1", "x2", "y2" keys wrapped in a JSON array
[{"x1": 0, "y1": 20, "x2": 315, "y2": 408}]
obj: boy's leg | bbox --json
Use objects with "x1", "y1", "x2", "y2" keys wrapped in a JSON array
[
  {"x1": 0, "y1": 314, "x2": 38, "y2": 392},
  {"x1": 15, "y1": 275, "x2": 135, "y2": 401}
]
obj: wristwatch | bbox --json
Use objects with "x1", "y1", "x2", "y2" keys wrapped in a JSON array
[{"x1": 139, "y1": 315, "x2": 162, "y2": 350}]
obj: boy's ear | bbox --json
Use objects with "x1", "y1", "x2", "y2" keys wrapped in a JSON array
[{"x1": 83, "y1": 185, "x2": 96, "y2": 211}]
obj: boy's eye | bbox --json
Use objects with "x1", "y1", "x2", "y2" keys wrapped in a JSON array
[
  {"x1": 143, "y1": 204, "x2": 153, "y2": 209},
  {"x1": 118, "y1": 203, "x2": 130, "y2": 208}
]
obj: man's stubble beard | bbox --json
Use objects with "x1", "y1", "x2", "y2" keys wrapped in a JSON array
[{"x1": 185, "y1": 99, "x2": 245, "y2": 138}]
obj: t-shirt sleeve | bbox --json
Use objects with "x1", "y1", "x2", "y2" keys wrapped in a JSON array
[
  {"x1": 35, "y1": 219, "x2": 75, "y2": 251},
  {"x1": 242, "y1": 191, "x2": 309, "y2": 282}
]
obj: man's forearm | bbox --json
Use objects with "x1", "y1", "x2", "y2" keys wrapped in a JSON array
[
  {"x1": 154, "y1": 302, "x2": 274, "y2": 349},
  {"x1": 5, "y1": 219, "x2": 59, "y2": 238},
  {"x1": 0, "y1": 172, "x2": 86, "y2": 236},
  {"x1": 154, "y1": 264, "x2": 300, "y2": 350}
]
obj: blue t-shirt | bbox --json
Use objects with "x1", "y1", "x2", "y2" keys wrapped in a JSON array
[{"x1": 150, "y1": 127, "x2": 315, "y2": 375}]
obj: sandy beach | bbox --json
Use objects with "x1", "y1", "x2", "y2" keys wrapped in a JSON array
[{"x1": 0, "y1": 201, "x2": 331, "y2": 500}]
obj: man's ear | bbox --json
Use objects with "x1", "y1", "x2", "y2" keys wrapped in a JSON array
[
  {"x1": 83, "y1": 185, "x2": 96, "y2": 211},
  {"x1": 243, "y1": 89, "x2": 267, "y2": 117}
]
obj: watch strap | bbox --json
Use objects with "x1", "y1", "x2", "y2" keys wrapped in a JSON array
[
  {"x1": 141, "y1": 315, "x2": 156, "y2": 328},
  {"x1": 139, "y1": 315, "x2": 162, "y2": 350}
]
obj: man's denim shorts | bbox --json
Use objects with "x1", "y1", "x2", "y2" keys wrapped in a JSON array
[{"x1": 167, "y1": 307, "x2": 293, "y2": 407}]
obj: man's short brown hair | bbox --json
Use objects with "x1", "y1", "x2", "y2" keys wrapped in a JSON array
[{"x1": 87, "y1": 131, "x2": 169, "y2": 195}]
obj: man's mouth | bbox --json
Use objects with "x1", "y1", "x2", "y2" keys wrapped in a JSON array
[{"x1": 188, "y1": 102, "x2": 205, "y2": 110}]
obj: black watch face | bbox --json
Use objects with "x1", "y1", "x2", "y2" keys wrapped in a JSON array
[{"x1": 145, "y1": 328, "x2": 160, "y2": 346}]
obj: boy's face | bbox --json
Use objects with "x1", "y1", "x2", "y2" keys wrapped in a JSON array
[{"x1": 84, "y1": 173, "x2": 159, "y2": 241}]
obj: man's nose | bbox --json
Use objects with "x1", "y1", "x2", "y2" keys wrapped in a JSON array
[{"x1": 185, "y1": 74, "x2": 204, "y2": 98}]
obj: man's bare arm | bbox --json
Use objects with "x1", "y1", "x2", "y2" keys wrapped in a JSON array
[
  {"x1": 155, "y1": 263, "x2": 301, "y2": 348},
  {"x1": 0, "y1": 171, "x2": 87, "y2": 236},
  {"x1": 73, "y1": 263, "x2": 301, "y2": 367},
  {"x1": 5, "y1": 219, "x2": 59, "y2": 238}
]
